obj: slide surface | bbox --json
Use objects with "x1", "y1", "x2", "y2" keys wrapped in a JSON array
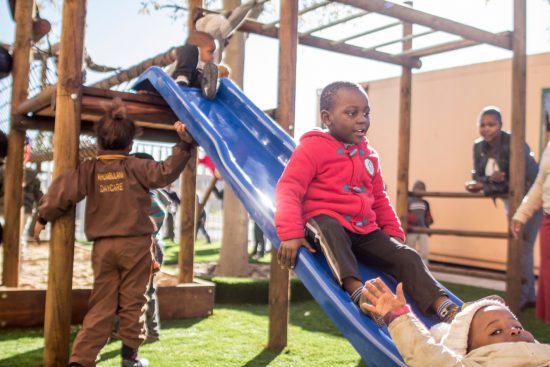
[{"x1": 135, "y1": 67, "x2": 462, "y2": 366}]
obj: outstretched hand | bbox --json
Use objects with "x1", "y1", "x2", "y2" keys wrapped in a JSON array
[
  {"x1": 277, "y1": 238, "x2": 316, "y2": 270},
  {"x1": 361, "y1": 278, "x2": 407, "y2": 317}
]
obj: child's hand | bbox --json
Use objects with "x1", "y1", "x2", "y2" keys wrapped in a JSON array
[
  {"x1": 277, "y1": 238, "x2": 316, "y2": 269},
  {"x1": 34, "y1": 222, "x2": 45, "y2": 245},
  {"x1": 361, "y1": 278, "x2": 407, "y2": 317},
  {"x1": 174, "y1": 121, "x2": 196, "y2": 145},
  {"x1": 465, "y1": 180, "x2": 483, "y2": 193}
]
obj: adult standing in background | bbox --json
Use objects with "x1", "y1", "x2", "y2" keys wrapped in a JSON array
[
  {"x1": 511, "y1": 141, "x2": 550, "y2": 324},
  {"x1": 465, "y1": 106, "x2": 542, "y2": 311}
]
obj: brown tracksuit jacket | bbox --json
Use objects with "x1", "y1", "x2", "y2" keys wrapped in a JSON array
[{"x1": 38, "y1": 142, "x2": 192, "y2": 240}]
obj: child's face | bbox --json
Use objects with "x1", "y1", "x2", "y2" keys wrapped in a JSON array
[
  {"x1": 468, "y1": 305, "x2": 535, "y2": 352},
  {"x1": 321, "y1": 88, "x2": 370, "y2": 145},
  {"x1": 199, "y1": 43, "x2": 216, "y2": 64},
  {"x1": 412, "y1": 182, "x2": 425, "y2": 192},
  {"x1": 478, "y1": 113, "x2": 501, "y2": 144}
]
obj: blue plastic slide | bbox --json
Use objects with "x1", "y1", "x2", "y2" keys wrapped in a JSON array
[{"x1": 134, "y1": 67, "x2": 462, "y2": 367}]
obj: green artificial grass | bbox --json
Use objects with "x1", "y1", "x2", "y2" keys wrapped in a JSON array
[
  {"x1": 1, "y1": 281, "x2": 548, "y2": 367},
  {"x1": 0, "y1": 301, "x2": 367, "y2": 367},
  {"x1": 163, "y1": 239, "x2": 272, "y2": 265}
]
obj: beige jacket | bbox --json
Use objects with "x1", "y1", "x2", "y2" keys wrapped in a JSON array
[
  {"x1": 514, "y1": 142, "x2": 550, "y2": 223},
  {"x1": 389, "y1": 313, "x2": 550, "y2": 367},
  {"x1": 38, "y1": 142, "x2": 191, "y2": 240}
]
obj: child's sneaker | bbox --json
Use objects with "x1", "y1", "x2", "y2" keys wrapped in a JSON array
[
  {"x1": 121, "y1": 357, "x2": 149, "y2": 367},
  {"x1": 439, "y1": 303, "x2": 460, "y2": 323},
  {"x1": 201, "y1": 62, "x2": 219, "y2": 100}
]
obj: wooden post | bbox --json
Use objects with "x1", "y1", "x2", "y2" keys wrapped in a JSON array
[
  {"x1": 178, "y1": 0, "x2": 203, "y2": 283},
  {"x1": 506, "y1": 0, "x2": 527, "y2": 316},
  {"x1": 42, "y1": 1, "x2": 87, "y2": 366},
  {"x1": 216, "y1": 0, "x2": 250, "y2": 277},
  {"x1": 268, "y1": 0, "x2": 298, "y2": 352},
  {"x1": 396, "y1": 3, "x2": 413, "y2": 232},
  {"x1": 2, "y1": 0, "x2": 33, "y2": 287}
]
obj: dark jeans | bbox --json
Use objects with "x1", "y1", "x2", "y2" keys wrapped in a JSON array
[
  {"x1": 171, "y1": 44, "x2": 202, "y2": 87},
  {"x1": 307, "y1": 215, "x2": 445, "y2": 314}
]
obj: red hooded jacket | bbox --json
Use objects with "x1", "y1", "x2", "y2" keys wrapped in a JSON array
[{"x1": 275, "y1": 130, "x2": 404, "y2": 241}]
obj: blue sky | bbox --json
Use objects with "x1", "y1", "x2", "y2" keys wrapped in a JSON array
[{"x1": 1, "y1": 0, "x2": 549, "y2": 137}]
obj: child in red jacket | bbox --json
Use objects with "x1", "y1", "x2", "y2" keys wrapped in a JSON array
[{"x1": 275, "y1": 81, "x2": 459, "y2": 326}]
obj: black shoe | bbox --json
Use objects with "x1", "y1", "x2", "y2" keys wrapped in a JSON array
[
  {"x1": 201, "y1": 62, "x2": 218, "y2": 100},
  {"x1": 176, "y1": 80, "x2": 189, "y2": 87}
]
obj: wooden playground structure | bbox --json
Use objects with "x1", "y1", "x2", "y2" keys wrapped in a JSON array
[{"x1": 1, "y1": 0, "x2": 533, "y2": 365}]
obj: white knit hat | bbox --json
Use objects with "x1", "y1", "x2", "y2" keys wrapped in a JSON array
[{"x1": 431, "y1": 296, "x2": 510, "y2": 356}]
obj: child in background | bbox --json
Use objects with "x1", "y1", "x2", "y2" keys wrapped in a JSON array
[
  {"x1": 406, "y1": 180, "x2": 433, "y2": 265},
  {"x1": 111, "y1": 152, "x2": 170, "y2": 344},
  {"x1": 251, "y1": 222, "x2": 266, "y2": 259},
  {"x1": 170, "y1": 30, "x2": 219, "y2": 99},
  {"x1": 275, "y1": 81, "x2": 459, "y2": 326},
  {"x1": 361, "y1": 278, "x2": 550, "y2": 367},
  {"x1": 34, "y1": 99, "x2": 196, "y2": 367}
]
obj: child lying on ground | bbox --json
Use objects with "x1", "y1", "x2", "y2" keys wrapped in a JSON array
[{"x1": 361, "y1": 278, "x2": 550, "y2": 367}]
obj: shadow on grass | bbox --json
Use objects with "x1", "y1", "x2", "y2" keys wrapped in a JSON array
[
  {"x1": 157, "y1": 316, "x2": 206, "y2": 331},
  {"x1": 219, "y1": 301, "x2": 345, "y2": 338},
  {"x1": 194, "y1": 247, "x2": 222, "y2": 258},
  {"x1": 241, "y1": 348, "x2": 281, "y2": 367},
  {"x1": 0, "y1": 346, "x2": 44, "y2": 367},
  {"x1": 98, "y1": 346, "x2": 121, "y2": 364}
]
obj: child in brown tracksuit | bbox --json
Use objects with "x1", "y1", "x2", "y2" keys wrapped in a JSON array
[{"x1": 34, "y1": 99, "x2": 196, "y2": 367}]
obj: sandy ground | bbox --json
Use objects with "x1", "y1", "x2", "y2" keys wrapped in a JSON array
[{"x1": 1, "y1": 242, "x2": 270, "y2": 290}]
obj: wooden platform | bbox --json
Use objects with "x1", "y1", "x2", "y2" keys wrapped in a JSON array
[
  {"x1": 0, "y1": 279, "x2": 215, "y2": 328},
  {"x1": 16, "y1": 85, "x2": 181, "y2": 143}
]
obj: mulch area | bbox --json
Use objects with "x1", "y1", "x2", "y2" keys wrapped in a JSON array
[{"x1": 6, "y1": 242, "x2": 270, "y2": 290}]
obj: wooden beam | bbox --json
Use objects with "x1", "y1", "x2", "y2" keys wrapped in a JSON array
[
  {"x1": 506, "y1": 0, "x2": 527, "y2": 316},
  {"x1": 43, "y1": 1, "x2": 87, "y2": 365},
  {"x1": 429, "y1": 263, "x2": 506, "y2": 281},
  {"x1": 408, "y1": 191, "x2": 496, "y2": 198},
  {"x1": 268, "y1": 0, "x2": 297, "y2": 352},
  {"x1": 21, "y1": 116, "x2": 181, "y2": 144},
  {"x1": 3, "y1": 0, "x2": 34, "y2": 287},
  {"x1": 238, "y1": 18, "x2": 422, "y2": 69},
  {"x1": 409, "y1": 226, "x2": 508, "y2": 239},
  {"x1": 178, "y1": 0, "x2": 203, "y2": 284},
  {"x1": 336, "y1": 0, "x2": 512, "y2": 50},
  {"x1": 89, "y1": 48, "x2": 177, "y2": 90},
  {"x1": 0, "y1": 280, "x2": 215, "y2": 328},
  {"x1": 396, "y1": 15, "x2": 412, "y2": 233},
  {"x1": 217, "y1": 0, "x2": 250, "y2": 278},
  {"x1": 15, "y1": 84, "x2": 56, "y2": 115},
  {"x1": 400, "y1": 31, "x2": 512, "y2": 58}
]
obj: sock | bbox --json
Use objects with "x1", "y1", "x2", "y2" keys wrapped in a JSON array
[
  {"x1": 351, "y1": 286, "x2": 363, "y2": 305},
  {"x1": 121, "y1": 344, "x2": 137, "y2": 360},
  {"x1": 437, "y1": 299, "x2": 459, "y2": 322},
  {"x1": 175, "y1": 75, "x2": 190, "y2": 86}
]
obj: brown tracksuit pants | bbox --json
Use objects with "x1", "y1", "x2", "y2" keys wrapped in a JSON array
[{"x1": 70, "y1": 235, "x2": 153, "y2": 367}]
